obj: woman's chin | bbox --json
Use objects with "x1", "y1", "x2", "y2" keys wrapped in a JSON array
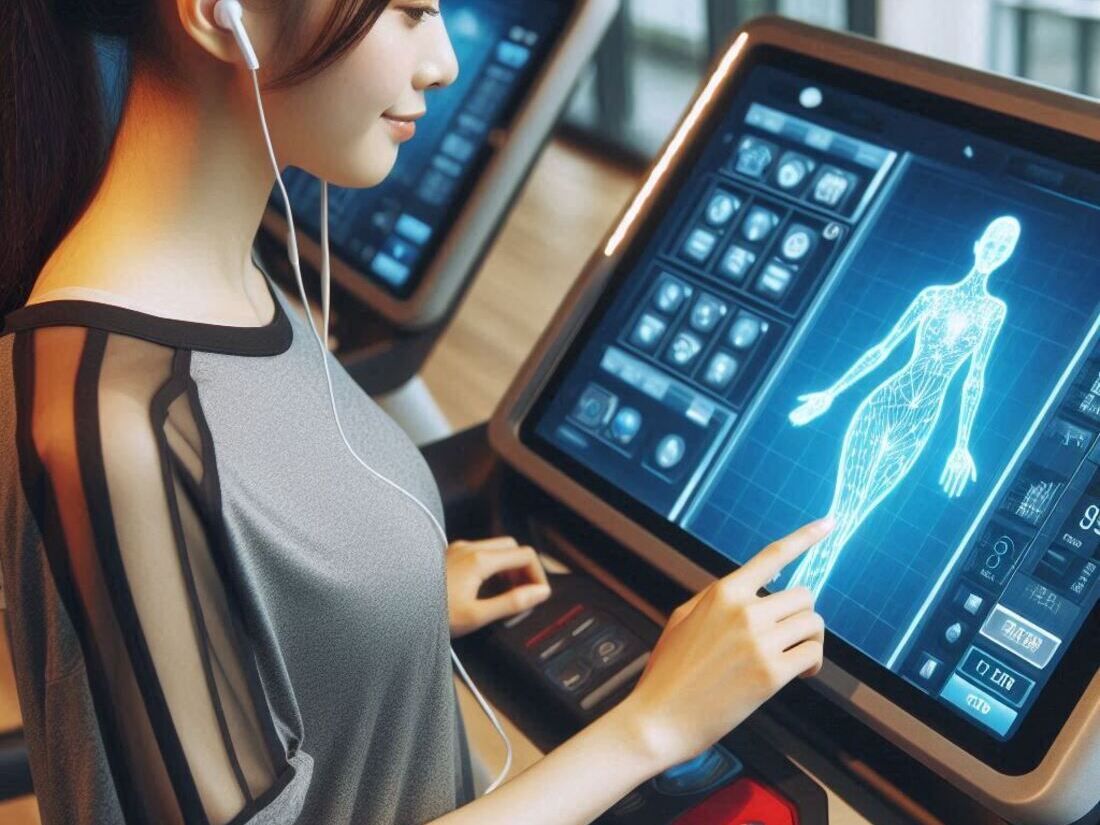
[{"x1": 322, "y1": 137, "x2": 399, "y2": 189}]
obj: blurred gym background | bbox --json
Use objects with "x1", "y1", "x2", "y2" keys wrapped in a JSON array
[{"x1": 562, "y1": 0, "x2": 1100, "y2": 161}]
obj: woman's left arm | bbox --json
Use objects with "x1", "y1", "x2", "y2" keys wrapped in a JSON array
[{"x1": 446, "y1": 537, "x2": 552, "y2": 638}]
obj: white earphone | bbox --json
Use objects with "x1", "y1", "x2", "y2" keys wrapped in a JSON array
[
  {"x1": 213, "y1": 0, "x2": 259, "y2": 70},
  {"x1": 211, "y1": 0, "x2": 514, "y2": 796}
]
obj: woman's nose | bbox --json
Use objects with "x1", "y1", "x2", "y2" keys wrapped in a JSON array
[{"x1": 416, "y1": 22, "x2": 459, "y2": 91}]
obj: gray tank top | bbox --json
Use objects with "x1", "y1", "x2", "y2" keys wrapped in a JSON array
[{"x1": 0, "y1": 254, "x2": 473, "y2": 825}]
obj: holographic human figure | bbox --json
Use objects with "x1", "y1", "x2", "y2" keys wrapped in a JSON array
[{"x1": 785, "y1": 216, "x2": 1019, "y2": 597}]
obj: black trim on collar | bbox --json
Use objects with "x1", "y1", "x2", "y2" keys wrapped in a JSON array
[{"x1": 1, "y1": 253, "x2": 293, "y2": 357}]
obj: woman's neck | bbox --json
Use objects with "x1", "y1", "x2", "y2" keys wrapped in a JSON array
[{"x1": 29, "y1": 58, "x2": 277, "y2": 326}]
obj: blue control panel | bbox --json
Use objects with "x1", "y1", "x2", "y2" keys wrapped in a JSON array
[{"x1": 528, "y1": 60, "x2": 1100, "y2": 745}]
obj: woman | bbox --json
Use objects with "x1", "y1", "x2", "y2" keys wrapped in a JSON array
[{"x1": 0, "y1": 2, "x2": 832, "y2": 823}]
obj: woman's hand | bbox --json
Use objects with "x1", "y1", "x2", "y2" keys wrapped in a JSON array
[
  {"x1": 446, "y1": 536, "x2": 552, "y2": 638},
  {"x1": 618, "y1": 517, "x2": 833, "y2": 770}
]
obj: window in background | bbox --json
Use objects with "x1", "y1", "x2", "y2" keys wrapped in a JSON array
[
  {"x1": 562, "y1": 0, "x2": 858, "y2": 161},
  {"x1": 877, "y1": 0, "x2": 992, "y2": 69},
  {"x1": 564, "y1": 0, "x2": 1098, "y2": 164},
  {"x1": 992, "y1": 0, "x2": 1100, "y2": 97}
]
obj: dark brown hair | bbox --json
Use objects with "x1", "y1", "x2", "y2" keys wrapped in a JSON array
[{"x1": 0, "y1": 0, "x2": 389, "y2": 316}]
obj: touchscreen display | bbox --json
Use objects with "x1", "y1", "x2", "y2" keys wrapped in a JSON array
[
  {"x1": 270, "y1": 0, "x2": 574, "y2": 298},
  {"x1": 526, "y1": 54, "x2": 1100, "y2": 747}
]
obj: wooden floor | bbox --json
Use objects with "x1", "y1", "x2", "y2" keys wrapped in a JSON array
[{"x1": 0, "y1": 138, "x2": 641, "y2": 824}]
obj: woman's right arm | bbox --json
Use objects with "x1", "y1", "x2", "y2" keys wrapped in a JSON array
[
  {"x1": 431, "y1": 518, "x2": 833, "y2": 825},
  {"x1": 16, "y1": 328, "x2": 309, "y2": 825}
]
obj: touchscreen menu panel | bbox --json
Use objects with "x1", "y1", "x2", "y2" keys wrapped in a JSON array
[
  {"x1": 270, "y1": 0, "x2": 574, "y2": 298},
  {"x1": 526, "y1": 56, "x2": 1100, "y2": 746}
]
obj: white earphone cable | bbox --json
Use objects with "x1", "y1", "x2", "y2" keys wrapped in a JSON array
[{"x1": 248, "y1": 71, "x2": 513, "y2": 796}]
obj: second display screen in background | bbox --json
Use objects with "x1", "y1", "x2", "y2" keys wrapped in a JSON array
[
  {"x1": 527, "y1": 57, "x2": 1100, "y2": 748},
  {"x1": 272, "y1": 0, "x2": 573, "y2": 298}
]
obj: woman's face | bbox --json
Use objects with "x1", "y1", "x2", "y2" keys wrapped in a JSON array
[{"x1": 262, "y1": 1, "x2": 459, "y2": 188}]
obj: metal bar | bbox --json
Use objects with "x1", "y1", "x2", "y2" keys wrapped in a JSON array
[
  {"x1": 1015, "y1": 6, "x2": 1032, "y2": 78},
  {"x1": 847, "y1": 0, "x2": 877, "y2": 37},
  {"x1": 1076, "y1": 17, "x2": 1096, "y2": 96},
  {"x1": 594, "y1": 2, "x2": 634, "y2": 132},
  {"x1": 988, "y1": 2, "x2": 1002, "y2": 76},
  {"x1": 706, "y1": 0, "x2": 776, "y2": 57},
  {"x1": 706, "y1": 0, "x2": 743, "y2": 57}
]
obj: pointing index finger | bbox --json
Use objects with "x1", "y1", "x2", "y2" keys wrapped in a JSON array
[{"x1": 739, "y1": 516, "x2": 834, "y2": 590}]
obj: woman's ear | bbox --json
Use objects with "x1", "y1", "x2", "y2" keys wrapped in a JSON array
[{"x1": 176, "y1": 0, "x2": 269, "y2": 68}]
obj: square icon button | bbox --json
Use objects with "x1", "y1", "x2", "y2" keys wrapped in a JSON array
[
  {"x1": 571, "y1": 384, "x2": 618, "y2": 431},
  {"x1": 756, "y1": 262, "x2": 795, "y2": 301},
  {"x1": 690, "y1": 294, "x2": 728, "y2": 334},
  {"x1": 773, "y1": 151, "x2": 816, "y2": 191},
  {"x1": 916, "y1": 652, "x2": 943, "y2": 684},
  {"x1": 728, "y1": 311, "x2": 768, "y2": 350},
  {"x1": 740, "y1": 206, "x2": 780, "y2": 244},
  {"x1": 719, "y1": 245, "x2": 757, "y2": 282},
  {"x1": 608, "y1": 407, "x2": 643, "y2": 446},
  {"x1": 779, "y1": 224, "x2": 819, "y2": 263},
  {"x1": 811, "y1": 166, "x2": 859, "y2": 209},
  {"x1": 703, "y1": 351, "x2": 740, "y2": 391},
  {"x1": 733, "y1": 136, "x2": 778, "y2": 178},
  {"x1": 954, "y1": 586, "x2": 986, "y2": 617},
  {"x1": 682, "y1": 227, "x2": 718, "y2": 263},
  {"x1": 653, "y1": 276, "x2": 692, "y2": 315},
  {"x1": 704, "y1": 190, "x2": 743, "y2": 228},
  {"x1": 653, "y1": 434, "x2": 687, "y2": 471},
  {"x1": 666, "y1": 331, "x2": 704, "y2": 369},
  {"x1": 630, "y1": 313, "x2": 668, "y2": 351}
]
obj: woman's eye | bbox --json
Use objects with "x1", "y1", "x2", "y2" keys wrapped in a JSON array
[{"x1": 402, "y1": 6, "x2": 440, "y2": 24}]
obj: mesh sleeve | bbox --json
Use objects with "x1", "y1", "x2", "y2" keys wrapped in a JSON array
[{"x1": 21, "y1": 325, "x2": 309, "y2": 825}]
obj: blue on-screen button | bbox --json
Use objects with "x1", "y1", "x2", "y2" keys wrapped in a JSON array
[
  {"x1": 395, "y1": 213, "x2": 433, "y2": 246},
  {"x1": 496, "y1": 41, "x2": 531, "y2": 69},
  {"x1": 940, "y1": 672, "x2": 1018, "y2": 736},
  {"x1": 371, "y1": 253, "x2": 411, "y2": 287}
]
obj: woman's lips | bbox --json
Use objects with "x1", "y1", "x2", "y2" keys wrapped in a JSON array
[{"x1": 382, "y1": 115, "x2": 417, "y2": 142}]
